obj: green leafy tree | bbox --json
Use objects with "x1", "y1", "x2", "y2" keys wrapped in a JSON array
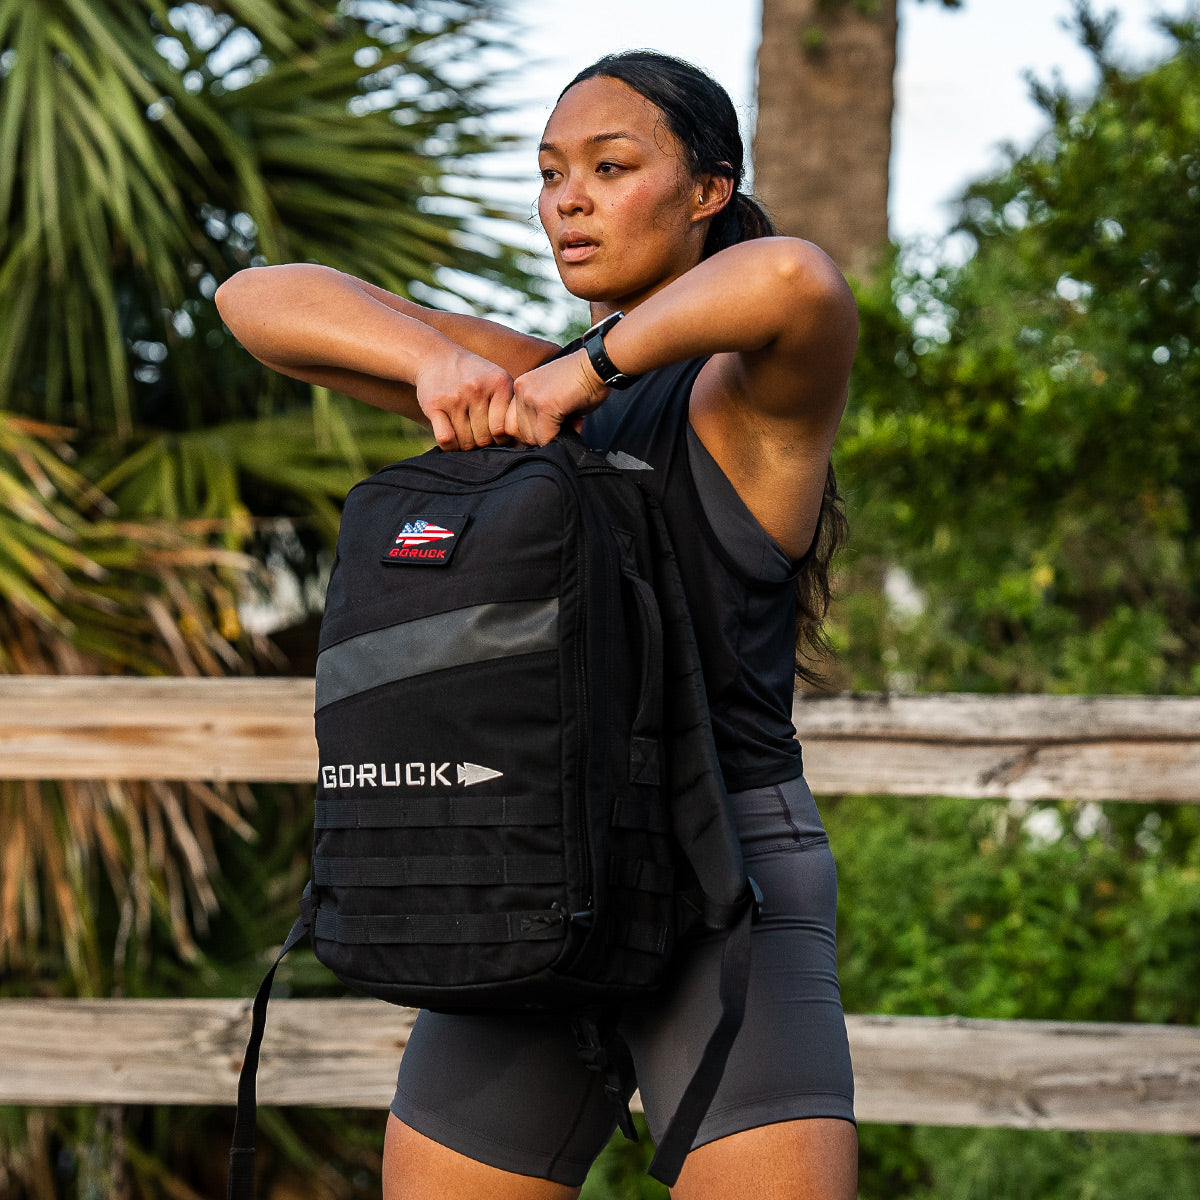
[
  {"x1": 827, "y1": 10, "x2": 1200, "y2": 1197},
  {"x1": 835, "y1": 7, "x2": 1200, "y2": 697}
]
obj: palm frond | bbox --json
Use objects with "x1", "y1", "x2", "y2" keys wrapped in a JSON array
[
  {"x1": 0, "y1": 411, "x2": 266, "y2": 987},
  {"x1": 1, "y1": 0, "x2": 539, "y2": 435}
]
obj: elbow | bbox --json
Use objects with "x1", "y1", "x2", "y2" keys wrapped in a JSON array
[
  {"x1": 774, "y1": 239, "x2": 858, "y2": 333},
  {"x1": 213, "y1": 265, "x2": 276, "y2": 333},
  {"x1": 213, "y1": 268, "x2": 252, "y2": 333}
]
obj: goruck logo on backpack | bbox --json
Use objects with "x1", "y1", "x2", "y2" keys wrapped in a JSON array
[{"x1": 227, "y1": 433, "x2": 758, "y2": 1198}]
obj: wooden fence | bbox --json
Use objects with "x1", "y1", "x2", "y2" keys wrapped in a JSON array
[{"x1": 1, "y1": 677, "x2": 1198, "y2": 1134}]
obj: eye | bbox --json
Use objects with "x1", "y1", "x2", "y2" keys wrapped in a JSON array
[
  {"x1": 539, "y1": 166, "x2": 560, "y2": 184},
  {"x1": 596, "y1": 161, "x2": 623, "y2": 175}
]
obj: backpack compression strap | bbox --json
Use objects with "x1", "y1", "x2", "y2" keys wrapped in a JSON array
[
  {"x1": 226, "y1": 909, "x2": 310, "y2": 1200},
  {"x1": 646, "y1": 880, "x2": 759, "y2": 1184},
  {"x1": 638, "y1": 490, "x2": 760, "y2": 1185}
]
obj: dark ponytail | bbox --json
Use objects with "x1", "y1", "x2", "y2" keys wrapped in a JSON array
[{"x1": 563, "y1": 51, "x2": 847, "y2": 684}]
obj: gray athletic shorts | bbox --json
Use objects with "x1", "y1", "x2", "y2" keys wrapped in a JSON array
[{"x1": 390, "y1": 772, "x2": 855, "y2": 1185}]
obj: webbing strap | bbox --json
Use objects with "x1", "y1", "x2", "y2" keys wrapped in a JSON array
[
  {"x1": 648, "y1": 890, "x2": 755, "y2": 1185},
  {"x1": 606, "y1": 917, "x2": 669, "y2": 957},
  {"x1": 608, "y1": 856, "x2": 674, "y2": 896},
  {"x1": 315, "y1": 794, "x2": 559, "y2": 829},
  {"x1": 226, "y1": 913, "x2": 310, "y2": 1200},
  {"x1": 313, "y1": 906, "x2": 566, "y2": 945},
  {"x1": 314, "y1": 854, "x2": 563, "y2": 888}
]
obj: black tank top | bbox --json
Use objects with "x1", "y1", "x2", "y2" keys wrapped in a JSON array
[{"x1": 581, "y1": 355, "x2": 805, "y2": 790}]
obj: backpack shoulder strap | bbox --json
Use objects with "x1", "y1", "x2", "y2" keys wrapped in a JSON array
[{"x1": 639, "y1": 489, "x2": 761, "y2": 1185}]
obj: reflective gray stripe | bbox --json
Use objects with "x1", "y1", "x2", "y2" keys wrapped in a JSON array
[{"x1": 315, "y1": 597, "x2": 559, "y2": 710}]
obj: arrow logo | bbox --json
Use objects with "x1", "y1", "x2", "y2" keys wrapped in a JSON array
[{"x1": 457, "y1": 762, "x2": 504, "y2": 787}]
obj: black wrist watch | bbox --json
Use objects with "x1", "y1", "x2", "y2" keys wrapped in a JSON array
[{"x1": 582, "y1": 311, "x2": 640, "y2": 389}]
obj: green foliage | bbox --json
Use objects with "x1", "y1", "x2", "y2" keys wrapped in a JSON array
[
  {"x1": 821, "y1": 15, "x2": 1200, "y2": 1197},
  {"x1": 0, "y1": 0, "x2": 537, "y2": 435},
  {"x1": 835, "y1": 14, "x2": 1200, "y2": 697},
  {"x1": 580, "y1": 1118, "x2": 668, "y2": 1200},
  {"x1": 829, "y1": 795, "x2": 1200, "y2": 1026}
]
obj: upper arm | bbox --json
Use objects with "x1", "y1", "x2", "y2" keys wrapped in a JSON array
[{"x1": 689, "y1": 239, "x2": 858, "y2": 557}]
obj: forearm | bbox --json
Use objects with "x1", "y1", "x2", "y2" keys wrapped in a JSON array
[{"x1": 214, "y1": 264, "x2": 457, "y2": 385}]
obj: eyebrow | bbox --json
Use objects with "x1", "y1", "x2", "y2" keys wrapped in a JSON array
[{"x1": 538, "y1": 131, "x2": 641, "y2": 155}]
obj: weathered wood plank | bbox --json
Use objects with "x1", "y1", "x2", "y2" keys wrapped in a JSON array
[
  {"x1": 0, "y1": 677, "x2": 316, "y2": 783},
  {"x1": 797, "y1": 739, "x2": 1200, "y2": 803},
  {"x1": 848, "y1": 1014, "x2": 1200, "y2": 1132},
  {"x1": 793, "y1": 692, "x2": 1200, "y2": 740},
  {"x1": 2, "y1": 679, "x2": 1198, "y2": 803},
  {"x1": 1, "y1": 1000, "x2": 1197, "y2": 1134},
  {"x1": 793, "y1": 692, "x2": 1200, "y2": 802}
]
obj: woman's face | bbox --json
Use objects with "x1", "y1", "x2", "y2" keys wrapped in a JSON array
[{"x1": 537, "y1": 76, "x2": 707, "y2": 315}]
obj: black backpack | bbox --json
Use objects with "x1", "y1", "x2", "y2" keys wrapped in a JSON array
[{"x1": 227, "y1": 433, "x2": 759, "y2": 1197}]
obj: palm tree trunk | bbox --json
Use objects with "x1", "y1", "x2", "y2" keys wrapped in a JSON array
[{"x1": 753, "y1": 0, "x2": 898, "y2": 276}]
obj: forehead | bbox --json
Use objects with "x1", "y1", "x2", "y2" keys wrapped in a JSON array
[{"x1": 540, "y1": 75, "x2": 672, "y2": 153}]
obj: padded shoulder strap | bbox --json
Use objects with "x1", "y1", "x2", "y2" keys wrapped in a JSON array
[
  {"x1": 638, "y1": 488, "x2": 759, "y2": 1185},
  {"x1": 644, "y1": 492, "x2": 748, "y2": 912}
]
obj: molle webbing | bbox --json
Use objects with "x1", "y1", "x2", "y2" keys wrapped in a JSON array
[
  {"x1": 313, "y1": 908, "x2": 565, "y2": 946},
  {"x1": 314, "y1": 795, "x2": 560, "y2": 829},
  {"x1": 312, "y1": 854, "x2": 563, "y2": 888}
]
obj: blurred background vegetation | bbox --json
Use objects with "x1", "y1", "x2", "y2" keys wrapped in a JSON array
[{"x1": 0, "y1": 1, "x2": 1197, "y2": 1197}]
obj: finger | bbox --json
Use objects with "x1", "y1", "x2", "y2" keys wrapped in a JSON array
[
  {"x1": 470, "y1": 387, "x2": 503, "y2": 449},
  {"x1": 488, "y1": 385, "x2": 512, "y2": 441},
  {"x1": 428, "y1": 408, "x2": 458, "y2": 452},
  {"x1": 448, "y1": 404, "x2": 476, "y2": 452},
  {"x1": 503, "y1": 397, "x2": 527, "y2": 444},
  {"x1": 520, "y1": 404, "x2": 541, "y2": 447}
]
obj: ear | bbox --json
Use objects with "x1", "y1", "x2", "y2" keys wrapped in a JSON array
[{"x1": 690, "y1": 174, "x2": 736, "y2": 224}]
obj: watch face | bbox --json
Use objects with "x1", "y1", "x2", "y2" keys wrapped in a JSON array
[{"x1": 583, "y1": 310, "x2": 624, "y2": 341}]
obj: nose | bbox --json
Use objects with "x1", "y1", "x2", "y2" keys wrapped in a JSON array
[{"x1": 557, "y1": 171, "x2": 593, "y2": 216}]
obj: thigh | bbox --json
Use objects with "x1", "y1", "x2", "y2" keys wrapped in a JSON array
[
  {"x1": 623, "y1": 775, "x2": 855, "y2": 1149},
  {"x1": 670, "y1": 1117, "x2": 858, "y2": 1200},
  {"x1": 389, "y1": 1008, "x2": 617, "y2": 1188},
  {"x1": 383, "y1": 1114, "x2": 582, "y2": 1200}
]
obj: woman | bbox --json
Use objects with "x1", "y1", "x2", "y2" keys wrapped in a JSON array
[{"x1": 217, "y1": 50, "x2": 858, "y2": 1200}]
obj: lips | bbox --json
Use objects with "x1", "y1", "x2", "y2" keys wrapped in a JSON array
[{"x1": 558, "y1": 232, "x2": 597, "y2": 264}]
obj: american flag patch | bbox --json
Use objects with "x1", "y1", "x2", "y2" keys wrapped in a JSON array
[
  {"x1": 394, "y1": 520, "x2": 456, "y2": 547},
  {"x1": 382, "y1": 513, "x2": 469, "y2": 567}
]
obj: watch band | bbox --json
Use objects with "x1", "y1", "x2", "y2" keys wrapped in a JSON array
[{"x1": 582, "y1": 311, "x2": 640, "y2": 389}]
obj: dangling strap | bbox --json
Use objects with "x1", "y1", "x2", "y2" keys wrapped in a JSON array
[
  {"x1": 572, "y1": 1011, "x2": 640, "y2": 1143},
  {"x1": 226, "y1": 912, "x2": 310, "y2": 1200},
  {"x1": 647, "y1": 884, "x2": 757, "y2": 1185}
]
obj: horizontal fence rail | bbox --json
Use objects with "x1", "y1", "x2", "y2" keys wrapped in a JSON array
[
  {"x1": 3, "y1": 677, "x2": 1199, "y2": 801},
  {"x1": 1, "y1": 1000, "x2": 1197, "y2": 1134},
  {"x1": 1, "y1": 677, "x2": 1197, "y2": 1132}
]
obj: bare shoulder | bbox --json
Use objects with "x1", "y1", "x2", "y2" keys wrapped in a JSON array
[
  {"x1": 693, "y1": 237, "x2": 857, "y2": 432},
  {"x1": 751, "y1": 237, "x2": 858, "y2": 359}
]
